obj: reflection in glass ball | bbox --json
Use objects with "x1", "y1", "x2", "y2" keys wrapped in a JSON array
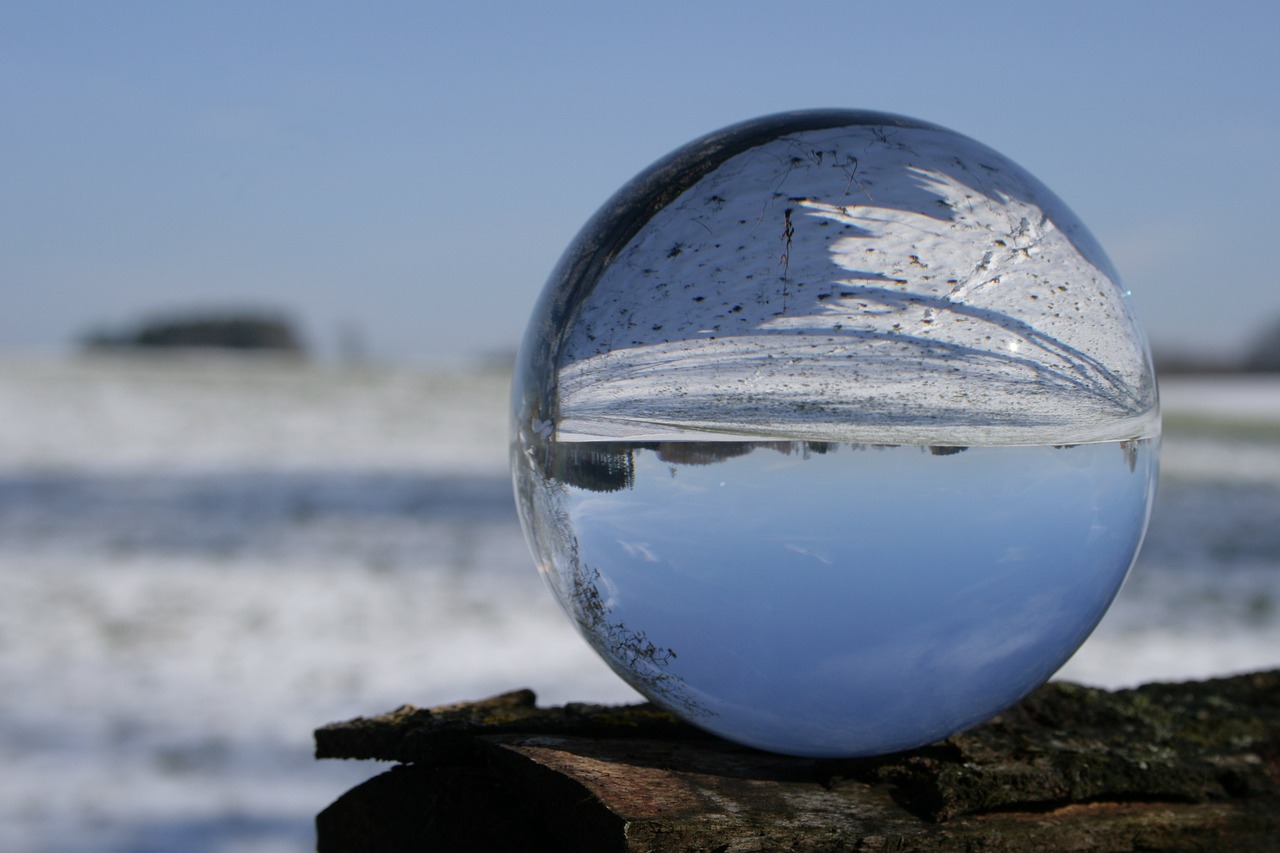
[{"x1": 511, "y1": 110, "x2": 1159, "y2": 757}]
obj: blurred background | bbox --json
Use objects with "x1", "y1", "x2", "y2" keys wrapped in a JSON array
[{"x1": 3, "y1": 2, "x2": 1278, "y2": 851}]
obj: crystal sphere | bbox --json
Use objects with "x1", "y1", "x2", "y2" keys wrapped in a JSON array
[{"x1": 511, "y1": 110, "x2": 1159, "y2": 757}]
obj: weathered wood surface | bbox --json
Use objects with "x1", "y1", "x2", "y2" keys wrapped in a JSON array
[{"x1": 316, "y1": 670, "x2": 1280, "y2": 852}]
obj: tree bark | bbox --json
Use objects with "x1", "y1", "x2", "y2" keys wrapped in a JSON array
[{"x1": 316, "y1": 670, "x2": 1280, "y2": 852}]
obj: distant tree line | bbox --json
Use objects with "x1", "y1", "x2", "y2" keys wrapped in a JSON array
[
  {"x1": 1243, "y1": 317, "x2": 1280, "y2": 372},
  {"x1": 81, "y1": 311, "x2": 305, "y2": 355},
  {"x1": 1154, "y1": 317, "x2": 1280, "y2": 374}
]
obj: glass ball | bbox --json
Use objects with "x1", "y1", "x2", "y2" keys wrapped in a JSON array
[{"x1": 511, "y1": 110, "x2": 1159, "y2": 758}]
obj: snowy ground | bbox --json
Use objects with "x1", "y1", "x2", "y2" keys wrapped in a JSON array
[{"x1": 0, "y1": 355, "x2": 1276, "y2": 851}]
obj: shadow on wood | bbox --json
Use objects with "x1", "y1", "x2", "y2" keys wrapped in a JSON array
[{"x1": 316, "y1": 671, "x2": 1280, "y2": 852}]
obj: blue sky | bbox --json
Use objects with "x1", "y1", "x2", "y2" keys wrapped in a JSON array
[{"x1": 4, "y1": 1, "x2": 1278, "y2": 364}]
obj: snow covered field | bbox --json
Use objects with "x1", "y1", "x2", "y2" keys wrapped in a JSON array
[{"x1": 1, "y1": 355, "x2": 1277, "y2": 851}]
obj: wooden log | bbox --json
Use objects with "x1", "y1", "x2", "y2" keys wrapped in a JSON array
[{"x1": 316, "y1": 670, "x2": 1280, "y2": 852}]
